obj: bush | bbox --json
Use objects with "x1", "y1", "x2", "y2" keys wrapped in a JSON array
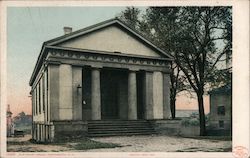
[{"x1": 181, "y1": 112, "x2": 209, "y2": 127}]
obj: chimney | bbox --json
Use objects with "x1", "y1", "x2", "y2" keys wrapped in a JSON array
[{"x1": 63, "y1": 27, "x2": 72, "y2": 35}]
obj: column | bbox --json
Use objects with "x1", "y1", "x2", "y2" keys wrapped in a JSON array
[
  {"x1": 163, "y1": 73, "x2": 171, "y2": 119},
  {"x1": 34, "y1": 90, "x2": 36, "y2": 115},
  {"x1": 153, "y1": 71, "x2": 164, "y2": 119},
  {"x1": 49, "y1": 65, "x2": 60, "y2": 121},
  {"x1": 91, "y1": 68, "x2": 101, "y2": 120},
  {"x1": 72, "y1": 67, "x2": 83, "y2": 120},
  {"x1": 36, "y1": 87, "x2": 38, "y2": 115},
  {"x1": 144, "y1": 71, "x2": 154, "y2": 119},
  {"x1": 128, "y1": 70, "x2": 137, "y2": 120},
  {"x1": 32, "y1": 123, "x2": 35, "y2": 140},
  {"x1": 37, "y1": 124, "x2": 40, "y2": 142},
  {"x1": 59, "y1": 64, "x2": 73, "y2": 120}
]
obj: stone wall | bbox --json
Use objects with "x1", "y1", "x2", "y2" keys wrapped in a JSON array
[
  {"x1": 150, "y1": 119, "x2": 181, "y2": 136},
  {"x1": 150, "y1": 119, "x2": 200, "y2": 137},
  {"x1": 53, "y1": 121, "x2": 87, "y2": 141}
]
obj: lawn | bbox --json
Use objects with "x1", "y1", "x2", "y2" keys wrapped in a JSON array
[{"x1": 7, "y1": 135, "x2": 121, "y2": 152}]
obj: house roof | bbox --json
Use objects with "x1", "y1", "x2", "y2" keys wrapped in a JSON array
[
  {"x1": 29, "y1": 18, "x2": 173, "y2": 86},
  {"x1": 209, "y1": 84, "x2": 232, "y2": 94}
]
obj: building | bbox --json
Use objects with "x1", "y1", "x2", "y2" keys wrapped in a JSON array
[
  {"x1": 6, "y1": 105, "x2": 14, "y2": 137},
  {"x1": 208, "y1": 84, "x2": 232, "y2": 135},
  {"x1": 29, "y1": 18, "x2": 173, "y2": 142}
]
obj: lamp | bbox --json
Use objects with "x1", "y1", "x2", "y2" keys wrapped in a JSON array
[{"x1": 77, "y1": 84, "x2": 82, "y2": 94}]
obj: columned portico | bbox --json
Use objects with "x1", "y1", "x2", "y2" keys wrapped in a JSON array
[
  {"x1": 91, "y1": 68, "x2": 101, "y2": 120},
  {"x1": 128, "y1": 70, "x2": 138, "y2": 120},
  {"x1": 30, "y1": 18, "x2": 174, "y2": 141}
]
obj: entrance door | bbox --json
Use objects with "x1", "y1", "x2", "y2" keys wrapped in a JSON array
[
  {"x1": 137, "y1": 71, "x2": 145, "y2": 119},
  {"x1": 101, "y1": 70, "x2": 119, "y2": 119}
]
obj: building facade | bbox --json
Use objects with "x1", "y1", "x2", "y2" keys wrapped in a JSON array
[
  {"x1": 29, "y1": 19, "x2": 173, "y2": 142},
  {"x1": 208, "y1": 84, "x2": 232, "y2": 135}
]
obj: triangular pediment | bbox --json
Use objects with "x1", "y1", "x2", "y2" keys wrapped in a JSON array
[{"x1": 46, "y1": 19, "x2": 172, "y2": 59}]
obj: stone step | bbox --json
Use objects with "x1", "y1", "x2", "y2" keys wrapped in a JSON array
[
  {"x1": 88, "y1": 124, "x2": 151, "y2": 127},
  {"x1": 87, "y1": 120, "x2": 155, "y2": 137},
  {"x1": 89, "y1": 120, "x2": 148, "y2": 123},
  {"x1": 89, "y1": 126, "x2": 153, "y2": 130},
  {"x1": 88, "y1": 121, "x2": 149, "y2": 125},
  {"x1": 88, "y1": 131, "x2": 156, "y2": 137},
  {"x1": 89, "y1": 128, "x2": 155, "y2": 132}
]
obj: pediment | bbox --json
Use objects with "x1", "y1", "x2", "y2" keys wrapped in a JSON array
[{"x1": 46, "y1": 19, "x2": 172, "y2": 59}]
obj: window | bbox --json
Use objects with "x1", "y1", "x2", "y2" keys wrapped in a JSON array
[
  {"x1": 217, "y1": 106, "x2": 225, "y2": 115},
  {"x1": 219, "y1": 120, "x2": 224, "y2": 128}
]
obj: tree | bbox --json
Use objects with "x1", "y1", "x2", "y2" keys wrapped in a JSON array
[
  {"x1": 171, "y1": 7, "x2": 232, "y2": 135},
  {"x1": 117, "y1": 7, "x2": 141, "y2": 30}
]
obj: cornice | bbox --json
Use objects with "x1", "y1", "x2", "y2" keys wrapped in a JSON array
[{"x1": 47, "y1": 48, "x2": 171, "y2": 67}]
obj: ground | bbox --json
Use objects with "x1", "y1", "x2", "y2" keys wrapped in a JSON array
[{"x1": 7, "y1": 134, "x2": 231, "y2": 152}]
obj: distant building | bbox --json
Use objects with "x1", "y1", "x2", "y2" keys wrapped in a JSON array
[
  {"x1": 6, "y1": 105, "x2": 14, "y2": 137},
  {"x1": 208, "y1": 84, "x2": 232, "y2": 135},
  {"x1": 175, "y1": 109, "x2": 198, "y2": 118}
]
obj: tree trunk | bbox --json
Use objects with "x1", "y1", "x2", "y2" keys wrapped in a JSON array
[
  {"x1": 170, "y1": 97, "x2": 176, "y2": 119},
  {"x1": 197, "y1": 93, "x2": 206, "y2": 136}
]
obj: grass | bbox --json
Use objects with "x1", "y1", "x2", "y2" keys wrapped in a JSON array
[
  {"x1": 7, "y1": 141, "x2": 31, "y2": 145},
  {"x1": 181, "y1": 136, "x2": 232, "y2": 141},
  {"x1": 8, "y1": 137, "x2": 121, "y2": 152},
  {"x1": 70, "y1": 138, "x2": 121, "y2": 150},
  {"x1": 176, "y1": 147, "x2": 232, "y2": 152},
  {"x1": 29, "y1": 137, "x2": 121, "y2": 150}
]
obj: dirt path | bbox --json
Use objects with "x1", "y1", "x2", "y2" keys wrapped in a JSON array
[
  {"x1": 89, "y1": 135, "x2": 231, "y2": 152},
  {"x1": 7, "y1": 134, "x2": 231, "y2": 152}
]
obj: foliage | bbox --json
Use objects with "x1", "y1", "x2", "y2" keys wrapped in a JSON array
[
  {"x1": 181, "y1": 112, "x2": 209, "y2": 126},
  {"x1": 181, "y1": 118, "x2": 199, "y2": 126},
  {"x1": 14, "y1": 111, "x2": 32, "y2": 133},
  {"x1": 35, "y1": 137, "x2": 120, "y2": 150},
  {"x1": 71, "y1": 139, "x2": 120, "y2": 150}
]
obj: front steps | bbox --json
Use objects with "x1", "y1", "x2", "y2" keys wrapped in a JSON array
[{"x1": 87, "y1": 120, "x2": 156, "y2": 137}]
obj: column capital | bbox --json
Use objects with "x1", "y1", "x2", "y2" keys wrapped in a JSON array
[
  {"x1": 47, "y1": 60, "x2": 61, "y2": 65},
  {"x1": 144, "y1": 70, "x2": 154, "y2": 73},
  {"x1": 91, "y1": 65, "x2": 103, "y2": 69},
  {"x1": 162, "y1": 71, "x2": 171, "y2": 75},
  {"x1": 128, "y1": 68, "x2": 140, "y2": 72}
]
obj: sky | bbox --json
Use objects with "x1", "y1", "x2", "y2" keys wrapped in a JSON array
[{"x1": 7, "y1": 7, "x2": 209, "y2": 117}]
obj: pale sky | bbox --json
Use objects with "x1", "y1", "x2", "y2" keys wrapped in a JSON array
[{"x1": 7, "y1": 7, "x2": 209, "y2": 117}]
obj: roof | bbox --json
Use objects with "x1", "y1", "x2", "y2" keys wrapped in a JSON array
[
  {"x1": 29, "y1": 18, "x2": 173, "y2": 86},
  {"x1": 45, "y1": 18, "x2": 173, "y2": 58},
  {"x1": 209, "y1": 84, "x2": 232, "y2": 94}
]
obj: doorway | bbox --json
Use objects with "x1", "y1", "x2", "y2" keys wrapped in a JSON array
[{"x1": 101, "y1": 68, "x2": 127, "y2": 119}]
